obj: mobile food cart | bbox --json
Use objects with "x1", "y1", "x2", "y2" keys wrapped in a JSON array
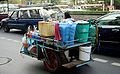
[{"x1": 20, "y1": 20, "x2": 95, "y2": 72}]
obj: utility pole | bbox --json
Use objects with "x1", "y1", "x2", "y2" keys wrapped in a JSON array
[
  {"x1": 48, "y1": 0, "x2": 51, "y2": 3},
  {"x1": 110, "y1": 0, "x2": 114, "y2": 6},
  {"x1": 6, "y1": 0, "x2": 9, "y2": 14},
  {"x1": 110, "y1": 0, "x2": 114, "y2": 10},
  {"x1": 103, "y1": 1, "x2": 105, "y2": 11}
]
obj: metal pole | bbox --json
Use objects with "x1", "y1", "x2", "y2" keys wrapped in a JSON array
[
  {"x1": 110, "y1": 0, "x2": 114, "y2": 6},
  {"x1": 110, "y1": 0, "x2": 114, "y2": 10},
  {"x1": 7, "y1": 0, "x2": 9, "y2": 14},
  {"x1": 103, "y1": 1, "x2": 105, "y2": 11}
]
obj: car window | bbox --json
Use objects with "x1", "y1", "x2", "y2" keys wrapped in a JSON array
[
  {"x1": 11, "y1": 11, "x2": 18, "y2": 18},
  {"x1": 20, "y1": 10, "x2": 29, "y2": 18},
  {"x1": 100, "y1": 14, "x2": 120, "y2": 20},
  {"x1": 29, "y1": 10, "x2": 40, "y2": 18},
  {"x1": 98, "y1": 13, "x2": 120, "y2": 26},
  {"x1": 108, "y1": 17, "x2": 120, "y2": 25},
  {"x1": 44, "y1": 7, "x2": 62, "y2": 13},
  {"x1": 43, "y1": 6, "x2": 63, "y2": 20}
]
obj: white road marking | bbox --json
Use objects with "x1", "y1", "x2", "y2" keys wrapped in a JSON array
[
  {"x1": 7, "y1": 38, "x2": 13, "y2": 41},
  {"x1": 0, "y1": 37, "x2": 6, "y2": 39},
  {"x1": 0, "y1": 36, "x2": 20, "y2": 43},
  {"x1": 93, "y1": 58, "x2": 108, "y2": 63},
  {"x1": 111, "y1": 62, "x2": 120, "y2": 67},
  {"x1": 13, "y1": 40, "x2": 20, "y2": 43}
]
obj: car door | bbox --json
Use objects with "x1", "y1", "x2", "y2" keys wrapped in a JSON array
[
  {"x1": 8, "y1": 10, "x2": 31, "y2": 30},
  {"x1": 27, "y1": 9, "x2": 43, "y2": 26},
  {"x1": 97, "y1": 14, "x2": 120, "y2": 50},
  {"x1": 16, "y1": 10, "x2": 30, "y2": 30},
  {"x1": 19, "y1": 9, "x2": 43, "y2": 29},
  {"x1": 7, "y1": 11, "x2": 19, "y2": 29}
]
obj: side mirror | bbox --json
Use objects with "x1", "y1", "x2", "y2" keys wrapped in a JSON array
[
  {"x1": 88, "y1": 19, "x2": 97, "y2": 24},
  {"x1": 91, "y1": 20, "x2": 97, "y2": 24},
  {"x1": 8, "y1": 16, "x2": 11, "y2": 18}
]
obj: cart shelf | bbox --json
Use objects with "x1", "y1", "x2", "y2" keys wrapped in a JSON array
[
  {"x1": 62, "y1": 59, "x2": 93, "y2": 68},
  {"x1": 27, "y1": 36, "x2": 91, "y2": 51}
]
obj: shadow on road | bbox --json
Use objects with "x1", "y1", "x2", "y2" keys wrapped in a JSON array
[{"x1": 26, "y1": 62, "x2": 92, "y2": 74}]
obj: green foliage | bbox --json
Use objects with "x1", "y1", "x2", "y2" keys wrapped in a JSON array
[
  {"x1": 114, "y1": 0, "x2": 120, "y2": 9},
  {"x1": 69, "y1": 11, "x2": 109, "y2": 15},
  {"x1": 71, "y1": 0, "x2": 76, "y2": 5},
  {"x1": 86, "y1": 0, "x2": 94, "y2": 4},
  {"x1": 98, "y1": 0, "x2": 120, "y2": 9},
  {"x1": 8, "y1": 0, "x2": 20, "y2": 4}
]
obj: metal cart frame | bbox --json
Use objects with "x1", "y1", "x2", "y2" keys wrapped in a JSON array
[{"x1": 20, "y1": 35, "x2": 93, "y2": 72}]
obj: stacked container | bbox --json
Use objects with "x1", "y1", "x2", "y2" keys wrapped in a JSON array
[
  {"x1": 75, "y1": 20, "x2": 90, "y2": 42},
  {"x1": 59, "y1": 22, "x2": 77, "y2": 46},
  {"x1": 38, "y1": 21, "x2": 55, "y2": 36}
]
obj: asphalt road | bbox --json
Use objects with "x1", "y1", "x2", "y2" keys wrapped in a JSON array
[{"x1": 0, "y1": 29, "x2": 120, "y2": 74}]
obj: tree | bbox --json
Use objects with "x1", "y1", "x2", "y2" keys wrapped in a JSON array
[
  {"x1": 86, "y1": 0, "x2": 94, "y2": 4},
  {"x1": 8, "y1": 0, "x2": 20, "y2": 4},
  {"x1": 98, "y1": 0, "x2": 120, "y2": 9},
  {"x1": 114, "y1": 0, "x2": 120, "y2": 9},
  {"x1": 71, "y1": 0, "x2": 78, "y2": 5}
]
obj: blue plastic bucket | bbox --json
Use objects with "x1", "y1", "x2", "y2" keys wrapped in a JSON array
[{"x1": 59, "y1": 22, "x2": 77, "y2": 46}]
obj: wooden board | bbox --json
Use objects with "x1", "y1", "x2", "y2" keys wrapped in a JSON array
[{"x1": 62, "y1": 60, "x2": 88, "y2": 68}]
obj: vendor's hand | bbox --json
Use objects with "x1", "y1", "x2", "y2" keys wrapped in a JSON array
[{"x1": 48, "y1": 18, "x2": 53, "y2": 22}]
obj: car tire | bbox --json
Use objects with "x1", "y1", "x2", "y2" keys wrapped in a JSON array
[
  {"x1": 0, "y1": 25, "x2": 1, "y2": 29},
  {"x1": 3, "y1": 25, "x2": 10, "y2": 32},
  {"x1": 0, "y1": 23, "x2": 1, "y2": 29}
]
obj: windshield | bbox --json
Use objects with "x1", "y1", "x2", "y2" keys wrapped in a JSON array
[
  {"x1": 98, "y1": 13, "x2": 120, "y2": 26},
  {"x1": 41, "y1": 6, "x2": 63, "y2": 21},
  {"x1": 44, "y1": 6, "x2": 62, "y2": 13},
  {"x1": 100, "y1": 14, "x2": 120, "y2": 20}
]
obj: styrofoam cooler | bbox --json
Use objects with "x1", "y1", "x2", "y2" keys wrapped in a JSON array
[
  {"x1": 38, "y1": 21, "x2": 55, "y2": 36},
  {"x1": 59, "y1": 22, "x2": 77, "y2": 46},
  {"x1": 79, "y1": 46, "x2": 92, "y2": 61}
]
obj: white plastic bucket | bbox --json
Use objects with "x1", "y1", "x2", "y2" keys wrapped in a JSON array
[{"x1": 79, "y1": 46, "x2": 92, "y2": 61}]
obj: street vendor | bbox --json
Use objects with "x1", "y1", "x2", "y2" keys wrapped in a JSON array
[
  {"x1": 63, "y1": 11, "x2": 75, "y2": 22},
  {"x1": 63, "y1": 12, "x2": 79, "y2": 61}
]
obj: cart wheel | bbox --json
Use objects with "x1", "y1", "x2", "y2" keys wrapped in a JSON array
[{"x1": 43, "y1": 50, "x2": 61, "y2": 72}]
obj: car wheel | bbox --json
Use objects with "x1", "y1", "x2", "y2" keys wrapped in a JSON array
[
  {"x1": 0, "y1": 25, "x2": 1, "y2": 29},
  {"x1": 0, "y1": 23, "x2": 1, "y2": 29},
  {"x1": 3, "y1": 25, "x2": 10, "y2": 32}
]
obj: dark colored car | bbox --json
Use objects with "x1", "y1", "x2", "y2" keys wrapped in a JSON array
[
  {"x1": 1, "y1": 6, "x2": 63, "y2": 33},
  {"x1": 1, "y1": 7, "x2": 43, "y2": 32},
  {"x1": 95, "y1": 12, "x2": 120, "y2": 55}
]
